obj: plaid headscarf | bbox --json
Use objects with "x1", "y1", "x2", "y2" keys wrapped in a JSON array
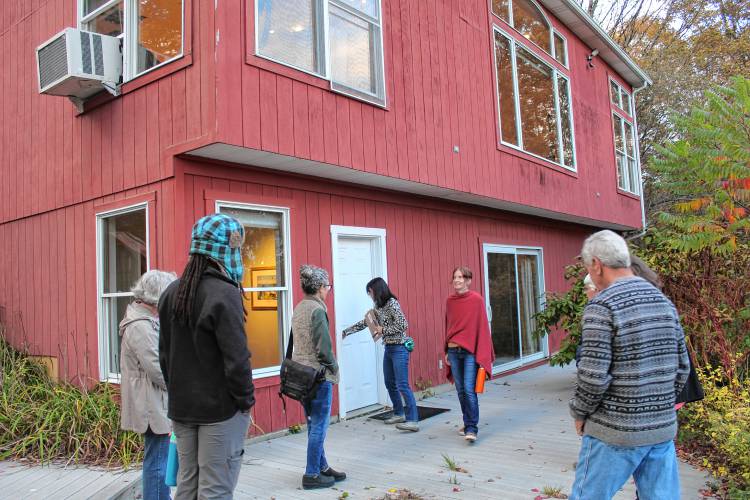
[{"x1": 189, "y1": 214, "x2": 245, "y2": 284}]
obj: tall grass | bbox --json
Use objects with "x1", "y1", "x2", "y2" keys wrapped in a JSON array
[{"x1": 0, "y1": 329, "x2": 143, "y2": 468}]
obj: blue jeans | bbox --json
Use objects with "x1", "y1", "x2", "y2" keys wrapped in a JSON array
[
  {"x1": 570, "y1": 435, "x2": 680, "y2": 500},
  {"x1": 303, "y1": 381, "x2": 332, "y2": 475},
  {"x1": 383, "y1": 344, "x2": 418, "y2": 422},
  {"x1": 447, "y1": 347, "x2": 479, "y2": 435},
  {"x1": 143, "y1": 429, "x2": 171, "y2": 500}
]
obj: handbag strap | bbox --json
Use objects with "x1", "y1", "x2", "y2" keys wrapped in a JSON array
[{"x1": 285, "y1": 329, "x2": 294, "y2": 359}]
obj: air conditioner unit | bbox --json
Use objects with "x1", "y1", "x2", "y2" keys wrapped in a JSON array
[{"x1": 36, "y1": 27, "x2": 122, "y2": 103}]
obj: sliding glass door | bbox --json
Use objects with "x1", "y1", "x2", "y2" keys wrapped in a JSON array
[{"x1": 483, "y1": 245, "x2": 546, "y2": 372}]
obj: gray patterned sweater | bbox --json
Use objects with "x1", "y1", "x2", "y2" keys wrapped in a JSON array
[
  {"x1": 342, "y1": 298, "x2": 408, "y2": 345},
  {"x1": 569, "y1": 277, "x2": 690, "y2": 446}
]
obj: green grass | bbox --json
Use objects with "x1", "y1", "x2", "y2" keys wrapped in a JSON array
[{"x1": 0, "y1": 330, "x2": 143, "y2": 468}]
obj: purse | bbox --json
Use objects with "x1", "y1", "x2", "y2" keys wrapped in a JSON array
[{"x1": 278, "y1": 329, "x2": 326, "y2": 411}]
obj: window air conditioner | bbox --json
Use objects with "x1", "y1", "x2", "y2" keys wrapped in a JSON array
[{"x1": 36, "y1": 27, "x2": 122, "y2": 107}]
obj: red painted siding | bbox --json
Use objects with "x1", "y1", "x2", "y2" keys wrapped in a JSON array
[
  {"x1": 229, "y1": 0, "x2": 642, "y2": 230},
  {"x1": 177, "y1": 158, "x2": 589, "y2": 433}
]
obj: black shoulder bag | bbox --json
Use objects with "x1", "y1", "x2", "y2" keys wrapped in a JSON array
[{"x1": 278, "y1": 329, "x2": 326, "y2": 411}]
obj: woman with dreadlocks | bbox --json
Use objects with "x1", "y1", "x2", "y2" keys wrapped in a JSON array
[{"x1": 158, "y1": 214, "x2": 255, "y2": 500}]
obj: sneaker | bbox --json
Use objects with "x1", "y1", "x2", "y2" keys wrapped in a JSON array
[
  {"x1": 302, "y1": 473, "x2": 335, "y2": 489},
  {"x1": 458, "y1": 427, "x2": 466, "y2": 436},
  {"x1": 464, "y1": 432, "x2": 477, "y2": 443},
  {"x1": 396, "y1": 421, "x2": 419, "y2": 432},
  {"x1": 384, "y1": 415, "x2": 406, "y2": 425},
  {"x1": 321, "y1": 467, "x2": 347, "y2": 482}
]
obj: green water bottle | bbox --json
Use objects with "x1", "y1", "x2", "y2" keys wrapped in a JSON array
[{"x1": 165, "y1": 433, "x2": 178, "y2": 487}]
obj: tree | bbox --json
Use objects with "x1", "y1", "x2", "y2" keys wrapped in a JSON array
[{"x1": 649, "y1": 76, "x2": 750, "y2": 254}]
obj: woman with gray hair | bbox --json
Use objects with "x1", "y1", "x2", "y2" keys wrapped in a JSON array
[
  {"x1": 291, "y1": 264, "x2": 345, "y2": 489},
  {"x1": 119, "y1": 270, "x2": 177, "y2": 500}
]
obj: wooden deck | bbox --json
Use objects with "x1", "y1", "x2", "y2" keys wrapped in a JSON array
[
  {"x1": 235, "y1": 363, "x2": 709, "y2": 499},
  {"x1": 0, "y1": 364, "x2": 710, "y2": 499}
]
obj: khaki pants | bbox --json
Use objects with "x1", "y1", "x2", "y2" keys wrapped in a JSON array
[{"x1": 172, "y1": 411, "x2": 250, "y2": 500}]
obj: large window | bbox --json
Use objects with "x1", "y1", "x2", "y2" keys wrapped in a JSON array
[
  {"x1": 218, "y1": 203, "x2": 292, "y2": 376},
  {"x1": 80, "y1": 0, "x2": 184, "y2": 81},
  {"x1": 494, "y1": 29, "x2": 576, "y2": 169},
  {"x1": 491, "y1": 0, "x2": 567, "y2": 64},
  {"x1": 256, "y1": 0, "x2": 385, "y2": 105},
  {"x1": 97, "y1": 205, "x2": 149, "y2": 380}
]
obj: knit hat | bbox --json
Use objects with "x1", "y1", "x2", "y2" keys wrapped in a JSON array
[
  {"x1": 300, "y1": 264, "x2": 329, "y2": 293},
  {"x1": 189, "y1": 214, "x2": 245, "y2": 284}
]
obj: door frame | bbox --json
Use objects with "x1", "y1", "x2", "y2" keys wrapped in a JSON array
[
  {"x1": 482, "y1": 243, "x2": 548, "y2": 375},
  {"x1": 330, "y1": 225, "x2": 390, "y2": 418}
]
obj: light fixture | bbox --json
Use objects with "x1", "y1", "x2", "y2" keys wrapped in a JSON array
[{"x1": 586, "y1": 48, "x2": 599, "y2": 69}]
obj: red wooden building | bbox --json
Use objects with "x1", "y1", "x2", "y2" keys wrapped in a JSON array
[{"x1": 0, "y1": 0, "x2": 648, "y2": 433}]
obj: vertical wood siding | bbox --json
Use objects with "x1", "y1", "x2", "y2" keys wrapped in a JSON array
[
  {"x1": 228, "y1": 0, "x2": 642, "y2": 230},
  {"x1": 0, "y1": 0, "x2": 214, "y2": 225},
  {"x1": 180, "y1": 160, "x2": 589, "y2": 434}
]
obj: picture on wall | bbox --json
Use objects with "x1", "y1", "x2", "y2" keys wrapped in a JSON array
[{"x1": 250, "y1": 267, "x2": 278, "y2": 310}]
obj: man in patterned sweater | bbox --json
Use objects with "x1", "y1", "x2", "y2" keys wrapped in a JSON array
[{"x1": 569, "y1": 230, "x2": 690, "y2": 500}]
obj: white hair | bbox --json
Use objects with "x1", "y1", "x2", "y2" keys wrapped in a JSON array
[
  {"x1": 131, "y1": 270, "x2": 177, "y2": 305},
  {"x1": 581, "y1": 230, "x2": 631, "y2": 269}
]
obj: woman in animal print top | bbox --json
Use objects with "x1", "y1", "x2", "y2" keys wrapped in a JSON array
[{"x1": 342, "y1": 278, "x2": 419, "y2": 432}]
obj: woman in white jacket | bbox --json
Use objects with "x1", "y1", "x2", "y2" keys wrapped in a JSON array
[{"x1": 119, "y1": 270, "x2": 177, "y2": 500}]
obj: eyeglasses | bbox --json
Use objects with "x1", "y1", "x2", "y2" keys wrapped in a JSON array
[{"x1": 323, "y1": 284, "x2": 333, "y2": 290}]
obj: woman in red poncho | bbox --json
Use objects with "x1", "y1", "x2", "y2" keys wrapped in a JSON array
[{"x1": 444, "y1": 266, "x2": 495, "y2": 443}]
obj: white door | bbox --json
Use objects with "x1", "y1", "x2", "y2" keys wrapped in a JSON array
[{"x1": 332, "y1": 227, "x2": 388, "y2": 417}]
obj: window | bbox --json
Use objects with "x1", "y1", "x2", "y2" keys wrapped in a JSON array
[
  {"x1": 256, "y1": 0, "x2": 386, "y2": 105},
  {"x1": 494, "y1": 29, "x2": 576, "y2": 169},
  {"x1": 491, "y1": 0, "x2": 567, "y2": 64},
  {"x1": 609, "y1": 78, "x2": 632, "y2": 115},
  {"x1": 612, "y1": 112, "x2": 639, "y2": 194},
  {"x1": 80, "y1": 0, "x2": 184, "y2": 81},
  {"x1": 97, "y1": 205, "x2": 149, "y2": 380},
  {"x1": 218, "y1": 203, "x2": 292, "y2": 376}
]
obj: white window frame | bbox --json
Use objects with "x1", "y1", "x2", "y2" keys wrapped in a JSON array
[
  {"x1": 612, "y1": 110, "x2": 640, "y2": 195},
  {"x1": 255, "y1": 0, "x2": 387, "y2": 107},
  {"x1": 492, "y1": 26, "x2": 577, "y2": 171},
  {"x1": 96, "y1": 202, "x2": 150, "y2": 382},
  {"x1": 78, "y1": 0, "x2": 185, "y2": 82},
  {"x1": 609, "y1": 77, "x2": 632, "y2": 116},
  {"x1": 216, "y1": 200, "x2": 293, "y2": 379},
  {"x1": 552, "y1": 30, "x2": 568, "y2": 68},
  {"x1": 490, "y1": 0, "x2": 567, "y2": 66},
  {"x1": 482, "y1": 244, "x2": 547, "y2": 375}
]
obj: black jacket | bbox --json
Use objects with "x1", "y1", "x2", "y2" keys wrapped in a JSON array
[{"x1": 158, "y1": 267, "x2": 255, "y2": 424}]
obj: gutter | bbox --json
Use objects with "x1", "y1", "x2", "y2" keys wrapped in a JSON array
[
  {"x1": 559, "y1": 0, "x2": 652, "y2": 88},
  {"x1": 629, "y1": 81, "x2": 650, "y2": 240}
]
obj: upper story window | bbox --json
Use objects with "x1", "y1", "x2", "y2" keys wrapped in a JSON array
[
  {"x1": 492, "y1": 0, "x2": 567, "y2": 66},
  {"x1": 609, "y1": 77, "x2": 639, "y2": 194},
  {"x1": 610, "y1": 78, "x2": 632, "y2": 115},
  {"x1": 493, "y1": 28, "x2": 576, "y2": 169},
  {"x1": 80, "y1": 0, "x2": 184, "y2": 81},
  {"x1": 256, "y1": 0, "x2": 386, "y2": 106}
]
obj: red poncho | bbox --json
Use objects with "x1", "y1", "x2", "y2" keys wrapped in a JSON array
[{"x1": 444, "y1": 290, "x2": 495, "y2": 382}]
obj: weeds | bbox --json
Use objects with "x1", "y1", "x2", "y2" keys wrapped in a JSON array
[
  {"x1": 541, "y1": 485, "x2": 567, "y2": 498},
  {"x1": 414, "y1": 378, "x2": 435, "y2": 399},
  {"x1": 448, "y1": 474, "x2": 460, "y2": 485},
  {"x1": 0, "y1": 331, "x2": 142, "y2": 468},
  {"x1": 440, "y1": 453, "x2": 469, "y2": 473},
  {"x1": 379, "y1": 489, "x2": 425, "y2": 500}
]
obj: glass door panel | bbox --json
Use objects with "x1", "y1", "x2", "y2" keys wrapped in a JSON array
[
  {"x1": 484, "y1": 246, "x2": 545, "y2": 371},
  {"x1": 487, "y1": 252, "x2": 520, "y2": 365},
  {"x1": 518, "y1": 254, "x2": 542, "y2": 356}
]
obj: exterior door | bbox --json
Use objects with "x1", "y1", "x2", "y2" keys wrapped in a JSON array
[
  {"x1": 483, "y1": 245, "x2": 546, "y2": 372},
  {"x1": 331, "y1": 226, "x2": 388, "y2": 417}
]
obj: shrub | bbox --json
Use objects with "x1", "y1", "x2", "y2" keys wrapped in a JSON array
[
  {"x1": 678, "y1": 364, "x2": 750, "y2": 495},
  {"x1": 0, "y1": 330, "x2": 142, "y2": 467}
]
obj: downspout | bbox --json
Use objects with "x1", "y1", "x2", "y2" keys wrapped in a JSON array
[{"x1": 628, "y1": 80, "x2": 650, "y2": 240}]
